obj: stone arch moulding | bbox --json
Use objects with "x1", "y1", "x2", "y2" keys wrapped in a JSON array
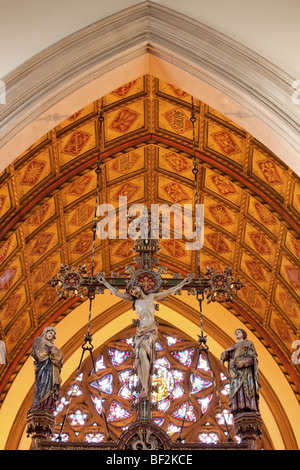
[{"x1": 0, "y1": 1, "x2": 299, "y2": 175}]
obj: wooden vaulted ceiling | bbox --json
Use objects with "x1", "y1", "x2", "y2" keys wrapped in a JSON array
[{"x1": 0, "y1": 75, "x2": 299, "y2": 405}]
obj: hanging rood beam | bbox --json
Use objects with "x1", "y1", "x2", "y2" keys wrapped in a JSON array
[{"x1": 48, "y1": 253, "x2": 243, "y2": 303}]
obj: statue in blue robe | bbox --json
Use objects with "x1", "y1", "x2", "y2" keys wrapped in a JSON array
[{"x1": 29, "y1": 326, "x2": 64, "y2": 413}]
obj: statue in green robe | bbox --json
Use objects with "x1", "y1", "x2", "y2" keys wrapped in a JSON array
[{"x1": 220, "y1": 328, "x2": 261, "y2": 416}]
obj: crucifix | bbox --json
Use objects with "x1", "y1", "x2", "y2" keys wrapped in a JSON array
[
  {"x1": 48, "y1": 212, "x2": 242, "y2": 305},
  {"x1": 48, "y1": 107, "x2": 243, "y2": 426},
  {"x1": 48, "y1": 211, "x2": 242, "y2": 420}
]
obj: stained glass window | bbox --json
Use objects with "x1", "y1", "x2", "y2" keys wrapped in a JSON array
[
  {"x1": 84, "y1": 433, "x2": 105, "y2": 443},
  {"x1": 54, "y1": 396, "x2": 70, "y2": 416},
  {"x1": 167, "y1": 423, "x2": 183, "y2": 436},
  {"x1": 151, "y1": 364, "x2": 175, "y2": 402},
  {"x1": 67, "y1": 384, "x2": 82, "y2": 396},
  {"x1": 118, "y1": 369, "x2": 132, "y2": 383},
  {"x1": 198, "y1": 394, "x2": 213, "y2": 414},
  {"x1": 197, "y1": 354, "x2": 211, "y2": 373},
  {"x1": 221, "y1": 384, "x2": 230, "y2": 396},
  {"x1": 107, "y1": 401, "x2": 132, "y2": 421},
  {"x1": 108, "y1": 348, "x2": 131, "y2": 367},
  {"x1": 171, "y1": 347, "x2": 194, "y2": 367},
  {"x1": 119, "y1": 336, "x2": 134, "y2": 346},
  {"x1": 169, "y1": 384, "x2": 184, "y2": 400},
  {"x1": 92, "y1": 355, "x2": 106, "y2": 373},
  {"x1": 91, "y1": 374, "x2": 113, "y2": 394},
  {"x1": 190, "y1": 374, "x2": 212, "y2": 393},
  {"x1": 171, "y1": 369, "x2": 184, "y2": 382},
  {"x1": 91, "y1": 394, "x2": 105, "y2": 414},
  {"x1": 157, "y1": 398, "x2": 170, "y2": 412},
  {"x1": 52, "y1": 320, "x2": 249, "y2": 445},
  {"x1": 172, "y1": 402, "x2": 197, "y2": 422},
  {"x1": 153, "y1": 418, "x2": 164, "y2": 427},
  {"x1": 119, "y1": 384, "x2": 135, "y2": 400},
  {"x1": 198, "y1": 432, "x2": 219, "y2": 444},
  {"x1": 163, "y1": 334, "x2": 184, "y2": 346},
  {"x1": 216, "y1": 410, "x2": 234, "y2": 426},
  {"x1": 154, "y1": 356, "x2": 170, "y2": 368},
  {"x1": 68, "y1": 409, "x2": 88, "y2": 426}
]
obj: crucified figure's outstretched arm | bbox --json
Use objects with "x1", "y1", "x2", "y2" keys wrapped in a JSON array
[
  {"x1": 97, "y1": 273, "x2": 193, "y2": 301},
  {"x1": 153, "y1": 274, "x2": 193, "y2": 300},
  {"x1": 96, "y1": 274, "x2": 132, "y2": 301}
]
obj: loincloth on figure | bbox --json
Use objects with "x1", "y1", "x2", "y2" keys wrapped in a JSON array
[{"x1": 134, "y1": 328, "x2": 157, "y2": 364}]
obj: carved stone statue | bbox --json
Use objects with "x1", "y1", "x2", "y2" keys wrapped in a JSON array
[
  {"x1": 98, "y1": 274, "x2": 193, "y2": 399},
  {"x1": 220, "y1": 328, "x2": 261, "y2": 416},
  {"x1": 29, "y1": 326, "x2": 64, "y2": 413}
]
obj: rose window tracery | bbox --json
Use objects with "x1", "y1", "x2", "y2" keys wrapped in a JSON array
[{"x1": 52, "y1": 321, "x2": 242, "y2": 444}]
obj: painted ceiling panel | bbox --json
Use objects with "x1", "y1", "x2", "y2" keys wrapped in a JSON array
[{"x1": 0, "y1": 75, "x2": 299, "y2": 406}]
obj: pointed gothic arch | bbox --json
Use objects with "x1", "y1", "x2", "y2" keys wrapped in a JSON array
[{"x1": 0, "y1": 3, "x2": 299, "y2": 451}]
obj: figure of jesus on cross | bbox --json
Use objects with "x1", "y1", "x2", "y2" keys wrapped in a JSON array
[{"x1": 98, "y1": 273, "x2": 193, "y2": 399}]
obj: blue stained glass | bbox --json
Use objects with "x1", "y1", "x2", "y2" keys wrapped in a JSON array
[
  {"x1": 91, "y1": 394, "x2": 105, "y2": 414},
  {"x1": 163, "y1": 334, "x2": 184, "y2": 346},
  {"x1": 118, "y1": 384, "x2": 136, "y2": 400},
  {"x1": 91, "y1": 374, "x2": 113, "y2": 394},
  {"x1": 54, "y1": 396, "x2": 69, "y2": 416},
  {"x1": 91, "y1": 355, "x2": 106, "y2": 374},
  {"x1": 118, "y1": 369, "x2": 132, "y2": 383},
  {"x1": 169, "y1": 384, "x2": 184, "y2": 400},
  {"x1": 171, "y1": 369, "x2": 184, "y2": 383},
  {"x1": 172, "y1": 402, "x2": 196, "y2": 422},
  {"x1": 153, "y1": 418, "x2": 164, "y2": 427},
  {"x1": 198, "y1": 432, "x2": 219, "y2": 444},
  {"x1": 108, "y1": 348, "x2": 131, "y2": 367},
  {"x1": 84, "y1": 433, "x2": 105, "y2": 443},
  {"x1": 196, "y1": 354, "x2": 211, "y2": 372},
  {"x1": 155, "y1": 342, "x2": 164, "y2": 351},
  {"x1": 154, "y1": 357, "x2": 170, "y2": 368},
  {"x1": 107, "y1": 401, "x2": 132, "y2": 422},
  {"x1": 68, "y1": 409, "x2": 88, "y2": 426},
  {"x1": 190, "y1": 374, "x2": 212, "y2": 393},
  {"x1": 157, "y1": 398, "x2": 170, "y2": 412},
  {"x1": 171, "y1": 348, "x2": 194, "y2": 367}
]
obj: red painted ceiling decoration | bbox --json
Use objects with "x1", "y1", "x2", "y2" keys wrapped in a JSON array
[{"x1": 0, "y1": 75, "x2": 299, "y2": 405}]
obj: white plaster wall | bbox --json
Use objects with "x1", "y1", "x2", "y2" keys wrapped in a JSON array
[{"x1": 0, "y1": 0, "x2": 299, "y2": 79}]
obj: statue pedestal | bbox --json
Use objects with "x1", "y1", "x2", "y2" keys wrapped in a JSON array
[
  {"x1": 26, "y1": 410, "x2": 55, "y2": 449},
  {"x1": 233, "y1": 411, "x2": 263, "y2": 450}
]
